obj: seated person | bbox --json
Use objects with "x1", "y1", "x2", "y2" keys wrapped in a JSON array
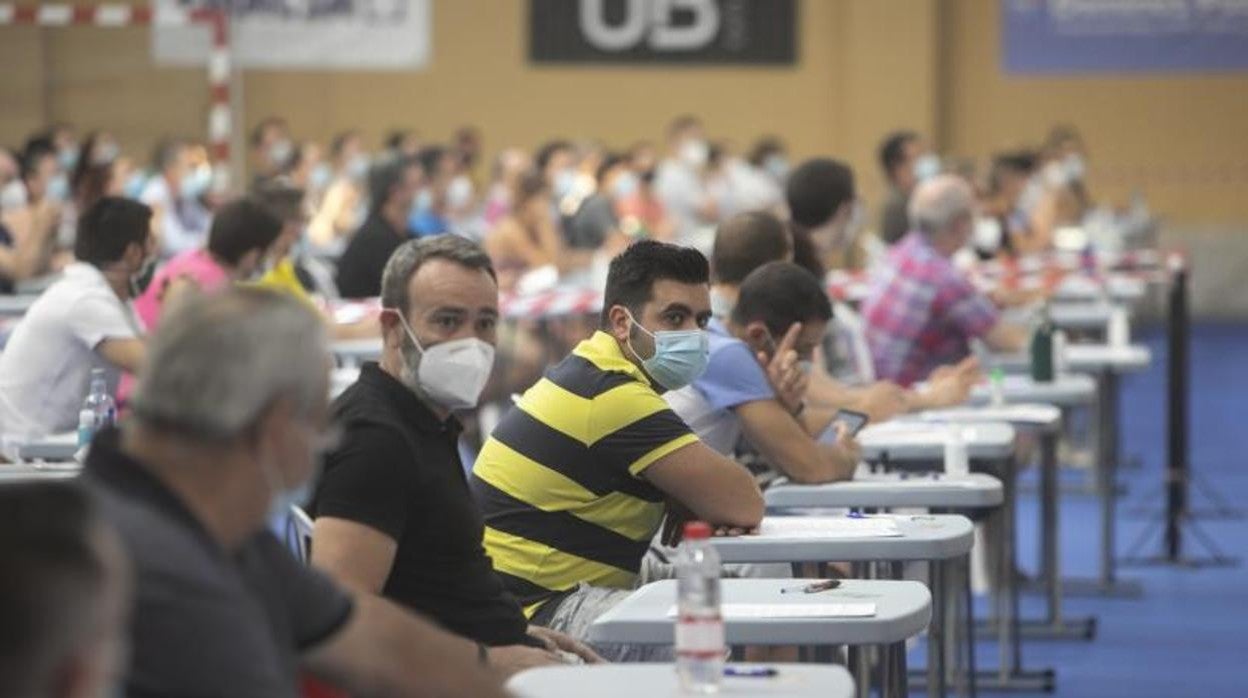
[
  {"x1": 863, "y1": 175, "x2": 1029, "y2": 386},
  {"x1": 0, "y1": 197, "x2": 151, "y2": 439},
  {"x1": 566, "y1": 152, "x2": 633, "y2": 252},
  {"x1": 471, "y1": 240, "x2": 765, "y2": 657},
  {"x1": 336, "y1": 156, "x2": 422, "y2": 299},
  {"x1": 134, "y1": 196, "x2": 283, "y2": 330},
  {"x1": 710, "y1": 210, "x2": 976, "y2": 423},
  {"x1": 666, "y1": 261, "x2": 860, "y2": 483},
  {"x1": 85, "y1": 288, "x2": 507, "y2": 697},
  {"x1": 310, "y1": 236, "x2": 597, "y2": 674},
  {"x1": 0, "y1": 482, "x2": 130, "y2": 698},
  {"x1": 483, "y1": 170, "x2": 594, "y2": 292}
]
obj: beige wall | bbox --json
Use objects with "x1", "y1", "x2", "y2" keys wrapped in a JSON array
[{"x1": 2, "y1": 0, "x2": 1246, "y2": 226}]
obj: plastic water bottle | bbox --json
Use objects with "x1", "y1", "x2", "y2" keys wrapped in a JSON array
[
  {"x1": 944, "y1": 427, "x2": 970, "y2": 476},
  {"x1": 1030, "y1": 305, "x2": 1055, "y2": 383},
  {"x1": 77, "y1": 408, "x2": 95, "y2": 449},
  {"x1": 675, "y1": 521, "x2": 724, "y2": 693},
  {"x1": 989, "y1": 367, "x2": 1006, "y2": 407},
  {"x1": 82, "y1": 368, "x2": 116, "y2": 437}
]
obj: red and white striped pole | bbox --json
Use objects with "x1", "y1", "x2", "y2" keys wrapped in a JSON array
[{"x1": 0, "y1": 2, "x2": 233, "y2": 193}]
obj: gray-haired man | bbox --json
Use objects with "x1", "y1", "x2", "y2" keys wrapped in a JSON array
[{"x1": 84, "y1": 287, "x2": 507, "y2": 698}]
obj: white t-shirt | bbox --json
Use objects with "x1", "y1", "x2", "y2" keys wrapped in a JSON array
[{"x1": 0, "y1": 263, "x2": 141, "y2": 438}]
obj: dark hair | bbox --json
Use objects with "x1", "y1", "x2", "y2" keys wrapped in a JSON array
[
  {"x1": 988, "y1": 150, "x2": 1038, "y2": 195},
  {"x1": 150, "y1": 138, "x2": 186, "y2": 173},
  {"x1": 731, "y1": 262, "x2": 832, "y2": 339},
  {"x1": 747, "y1": 136, "x2": 785, "y2": 168},
  {"x1": 513, "y1": 169, "x2": 549, "y2": 207},
  {"x1": 330, "y1": 130, "x2": 360, "y2": 160},
  {"x1": 385, "y1": 129, "x2": 414, "y2": 152},
  {"x1": 206, "y1": 197, "x2": 284, "y2": 266},
  {"x1": 600, "y1": 240, "x2": 709, "y2": 327},
  {"x1": 0, "y1": 482, "x2": 111, "y2": 698},
  {"x1": 368, "y1": 156, "x2": 418, "y2": 214},
  {"x1": 788, "y1": 223, "x2": 825, "y2": 279},
  {"x1": 879, "y1": 131, "x2": 918, "y2": 180},
  {"x1": 667, "y1": 114, "x2": 702, "y2": 139},
  {"x1": 711, "y1": 211, "x2": 790, "y2": 285},
  {"x1": 416, "y1": 146, "x2": 446, "y2": 178},
  {"x1": 381, "y1": 235, "x2": 497, "y2": 318},
  {"x1": 19, "y1": 136, "x2": 55, "y2": 181},
  {"x1": 249, "y1": 117, "x2": 287, "y2": 148},
  {"x1": 595, "y1": 152, "x2": 627, "y2": 184},
  {"x1": 70, "y1": 132, "x2": 113, "y2": 213},
  {"x1": 785, "y1": 158, "x2": 855, "y2": 229},
  {"x1": 252, "y1": 180, "x2": 306, "y2": 224},
  {"x1": 74, "y1": 196, "x2": 152, "y2": 266},
  {"x1": 535, "y1": 140, "x2": 573, "y2": 173}
]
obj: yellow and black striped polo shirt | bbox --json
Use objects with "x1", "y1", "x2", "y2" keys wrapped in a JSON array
[{"x1": 471, "y1": 330, "x2": 699, "y2": 616}]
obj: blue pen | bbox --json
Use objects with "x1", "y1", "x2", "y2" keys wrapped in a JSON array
[
  {"x1": 724, "y1": 667, "x2": 778, "y2": 678},
  {"x1": 847, "y1": 510, "x2": 865, "y2": 519}
]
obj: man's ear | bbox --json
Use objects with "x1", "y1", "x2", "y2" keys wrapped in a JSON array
[
  {"x1": 379, "y1": 308, "x2": 404, "y2": 349},
  {"x1": 606, "y1": 305, "x2": 632, "y2": 342}
]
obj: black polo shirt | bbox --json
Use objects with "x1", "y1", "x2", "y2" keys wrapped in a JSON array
[
  {"x1": 335, "y1": 213, "x2": 405, "y2": 299},
  {"x1": 83, "y1": 428, "x2": 354, "y2": 698},
  {"x1": 309, "y1": 363, "x2": 533, "y2": 647}
]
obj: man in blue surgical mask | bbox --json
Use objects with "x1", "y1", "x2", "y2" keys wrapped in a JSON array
[
  {"x1": 877, "y1": 130, "x2": 940, "y2": 246},
  {"x1": 472, "y1": 240, "x2": 765, "y2": 661}
]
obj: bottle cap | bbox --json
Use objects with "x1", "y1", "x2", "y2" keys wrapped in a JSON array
[{"x1": 683, "y1": 521, "x2": 712, "y2": 540}]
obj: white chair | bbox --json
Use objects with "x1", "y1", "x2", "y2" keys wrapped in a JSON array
[
  {"x1": 832, "y1": 302, "x2": 877, "y2": 384},
  {"x1": 285, "y1": 505, "x2": 315, "y2": 565}
]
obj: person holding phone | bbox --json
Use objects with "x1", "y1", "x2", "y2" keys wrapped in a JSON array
[{"x1": 666, "y1": 261, "x2": 862, "y2": 484}]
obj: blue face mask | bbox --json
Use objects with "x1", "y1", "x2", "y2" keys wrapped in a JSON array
[
  {"x1": 308, "y1": 163, "x2": 333, "y2": 191},
  {"x1": 58, "y1": 147, "x2": 79, "y2": 172},
  {"x1": 123, "y1": 171, "x2": 149, "y2": 200},
  {"x1": 914, "y1": 154, "x2": 941, "y2": 182},
  {"x1": 624, "y1": 310, "x2": 709, "y2": 390},
  {"x1": 46, "y1": 173, "x2": 70, "y2": 202},
  {"x1": 610, "y1": 172, "x2": 639, "y2": 200},
  {"x1": 181, "y1": 165, "x2": 212, "y2": 201}
]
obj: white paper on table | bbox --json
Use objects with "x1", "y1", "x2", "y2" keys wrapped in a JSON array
[
  {"x1": 668, "y1": 603, "x2": 877, "y2": 619},
  {"x1": 851, "y1": 476, "x2": 985, "y2": 489},
  {"x1": 758, "y1": 516, "x2": 902, "y2": 538}
]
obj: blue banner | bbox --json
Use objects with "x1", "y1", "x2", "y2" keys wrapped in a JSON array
[{"x1": 1002, "y1": 0, "x2": 1248, "y2": 74}]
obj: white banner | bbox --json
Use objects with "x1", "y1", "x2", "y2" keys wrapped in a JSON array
[{"x1": 152, "y1": 0, "x2": 431, "y2": 70}]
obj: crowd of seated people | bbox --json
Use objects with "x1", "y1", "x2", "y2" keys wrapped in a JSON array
[{"x1": 0, "y1": 112, "x2": 1142, "y2": 695}]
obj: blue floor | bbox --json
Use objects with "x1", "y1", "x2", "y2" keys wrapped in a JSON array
[{"x1": 918, "y1": 323, "x2": 1248, "y2": 697}]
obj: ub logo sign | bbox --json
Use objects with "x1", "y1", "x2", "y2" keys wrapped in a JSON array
[{"x1": 530, "y1": 0, "x2": 797, "y2": 65}]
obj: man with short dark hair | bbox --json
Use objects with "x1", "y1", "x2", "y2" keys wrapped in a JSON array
[
  {"x1": 667, "y1": 262, "x2": 860, "y2": 483},
  {"x1": 472, "y1": 240, "x2": 764, "y2": 657},
  {"x1": 0, "y1": 482, "x2": 131, "y2": 698},
  {"x1": 877, "y1": 131, "x2": 939, "y2": 245},
  {"x1": 140, "y1": 138, "x2": 212, "y2": 258},
  {"x1": 87, "y1": 287, "x2": 508, "y2": 697},
  {"x1": 655, "y1": 115, "x2": 716, "y2": 238},
  {"x1": 336, "y1": 156, "x2": 423, "y2": 298},
  {"x1": 566, "y1": 152, "x2": 634, "y2": 250},
  {"x1": 709, "y1": 210, "x2": 793, "y2": 317},
  {"x1": 311, "y1": 236, "x2": 598, "y2": 674},
  {"x1": 0, "y1": 197, "x2": 152, "y2": 439}
]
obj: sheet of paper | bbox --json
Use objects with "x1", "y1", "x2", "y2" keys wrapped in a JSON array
[
  {"x1": 758, "y1": 516, "x2": 902, "y2": 538},
  {"x1": 668, "y1": 603, "x2": 877, "y2": 619}
]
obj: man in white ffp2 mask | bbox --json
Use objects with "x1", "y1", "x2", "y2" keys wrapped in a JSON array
[{"x1": 309, "y1": 235, "x2": 601, "y2": 674}]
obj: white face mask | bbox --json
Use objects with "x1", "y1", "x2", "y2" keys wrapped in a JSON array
[
  {"x1": 973, "y1": 217, "x2": 1004, "y2": 252},
  {"x1": 679, "y1": 140, "x2": 709, "y2": 169},
  {"x1": 914, "y1": 154, "x2": 941, "y2": 183},
  {"x1": 395, "y1": 312, "x2": 496, "y2": 411},
  {"x1": 0, "y1": 180, "x2": 27, "y2": 211}
]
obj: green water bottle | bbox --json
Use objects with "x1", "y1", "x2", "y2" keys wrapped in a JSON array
[{"x1": 1030, "y1": 304, "x2": 1055, "y2": 383}]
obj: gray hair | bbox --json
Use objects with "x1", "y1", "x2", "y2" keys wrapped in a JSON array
[
  {"x1": 908, "y1": 174, "x2": 974, "y2": 236},
  {"x1": 130, "y1": 287, "x2": 329, "y2": 441},
  {"x1": 380, "y1": 235, "x2": 496, "y2": 316}
]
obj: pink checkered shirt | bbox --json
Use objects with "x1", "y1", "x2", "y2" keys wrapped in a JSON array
[{"x1": 862, "y1": 232, "x2": 999, "y2": 386}]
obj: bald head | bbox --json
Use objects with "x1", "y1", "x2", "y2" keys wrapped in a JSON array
[{"x1": 909, "y1": 175, "x2": 974, "y2": 251}]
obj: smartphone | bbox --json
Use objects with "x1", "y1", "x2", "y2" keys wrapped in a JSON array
[{"x1": 831, "y1": 409, "x2": 869, "y2": 438}]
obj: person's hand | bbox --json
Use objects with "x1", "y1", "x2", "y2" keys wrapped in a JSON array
[
  {"x1": 857, "y1": 381, "x2": 908, "y2": 423},
  {"x1": 486, "y1": 644, "x2": 561, "y2": 677},
  {"x1": 526, "y1": 626, "x2": 606, "y2": 664},
  {"x1": 757, "y1": 322, "x2": 808, "y2": 416}
]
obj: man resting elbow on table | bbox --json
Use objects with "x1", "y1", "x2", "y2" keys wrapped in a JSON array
[
  {"x1": 666, "y1": 261, "x2": 861, "y2": 485},
  {"x1": 470, "y1": 241, "x2": 764, "y2": 660}
]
